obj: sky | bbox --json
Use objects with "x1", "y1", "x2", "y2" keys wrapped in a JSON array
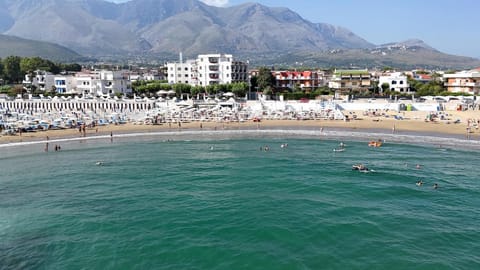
[{"x1": 109, "y1": 0, "x2": 479, "y2": 58}]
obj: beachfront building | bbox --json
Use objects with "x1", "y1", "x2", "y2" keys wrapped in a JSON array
[
  {"x1": 22, "y1": 70, "x2": 55, "y2": 92},
  {"x1": 328, "y1": 69, "x2": 371, "y2": 92},
  {"x1": 196, "y1": 54, "x2": 234, "y2": 86},
  {"x1": 54, "y1": 75, "x2": 76, "y2": 94},
  {"x1": 166, "y1": 59, "x2": 195, "y2": 85},
  {"x1": 166, "y1": 53, "x2": 249, "y2": 87},
  {"x1": 231, "y1": 61, "x2": 249, "y2": 83},
  {"x1": 96, "y1": 70, "x2": 131, "y2": 97},
  {"x1": 52, "y1": 70, "x2": 132, "y2": 97},
  {"x1": 273, "y1": 70, "x2": 325, "y2": 91},
  {"x1": 443, "y1": 69, "x2": 480, "y2": 95},
  {"x1": 378, "y1": 72, "x2": 410, "y2": 93},
  {"x1": 74, "y1": 71, "x2": 99, "y2": 96}
]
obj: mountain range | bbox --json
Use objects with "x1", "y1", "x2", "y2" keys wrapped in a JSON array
[{"x1": 1, "y1": 0, "x2": 479, "y2": 69}]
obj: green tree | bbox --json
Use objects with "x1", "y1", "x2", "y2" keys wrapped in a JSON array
[
  {"x1": 214, "y1": 84, "x2": 228, "y2": 94},
  {"x1": 256, "y1": 67, "x2": 276, "y2": 92},
  {"x1": 3, "y1": 56, "x2": 22, "y2": 83},
  {"x1": 381, "y1": 83, "x2": 390, "y2": 93},
  {"x1": 0, "y1": 57, "x2": 3, "y2": 79},
  {"x1": 190, "y1": 85, "x2": 204, "y2": 97},
  {"x1": 61, "y1": 63, "x2": 82, "y2": 72},
  {"x1": 205, "y1": 84, "x2": 216, "y2": 95},
  {"x1": 173, "y1": 83, "x2": 191, "y2": 97},
  {"x1": 231, "y1": 82, "x2": 248, "y2": 97}
]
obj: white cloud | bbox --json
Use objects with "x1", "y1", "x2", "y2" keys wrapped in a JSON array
[{"x1": 199, "y1": 0, "x2": 229, "y2": 7}]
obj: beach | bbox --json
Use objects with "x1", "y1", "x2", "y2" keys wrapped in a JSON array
[{"x1": 1, "y1": 109, "x2": 479, "y2": 146}]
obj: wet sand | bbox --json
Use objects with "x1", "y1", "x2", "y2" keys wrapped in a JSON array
[{"x1": 1, "y1": 110, "x2": 479, "y2": 145}]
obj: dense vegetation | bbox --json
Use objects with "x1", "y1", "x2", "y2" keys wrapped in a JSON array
[
  {"x1": 132, "y1": 80, "x2": 250, "y2": 98},
  {"x1": 0, "y1": 56, "x2": 81, "y2": 84}
]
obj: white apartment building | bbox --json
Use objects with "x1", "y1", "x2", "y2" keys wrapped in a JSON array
[
  {"x1": 166, "y1": 59, "x2": 195, "y2": 85},
  {"x1": 74, "y1": 72, "x2": 99, "y2": 96},
  {"x1": 97, "y1": 70, "x2": 131, "y2": 96},
  {"x1": 166, "y1": 53, "x2": 248, "y2": 87},
  {"x1": 378, "y1": 72, "x2": 410, "y2": 93},
  {"x1": 51, "y1": 70, "x2": 131, "y2": 96},
  {"x1": 196, "y1": 54, "x2": 233, "y2": 86}
]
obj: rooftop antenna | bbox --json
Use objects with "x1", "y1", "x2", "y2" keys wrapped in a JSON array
[{"x1": 179, "y1": 52, "x2": 183, "y2": 64}]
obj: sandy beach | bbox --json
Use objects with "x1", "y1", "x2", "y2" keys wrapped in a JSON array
[{"x1": 2, "y1": 109, "x2": 479, "y2": 146}]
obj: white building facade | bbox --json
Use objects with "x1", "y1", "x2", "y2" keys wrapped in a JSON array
[
  {"x1": 378, "y1": 72, "x2": 410, "y2": 93},
  {"x1": 166, "y1": 54, "x2": 248, "y2": 87},
  {"x1": 166, "y1": 60, "x2": 195, "y2": 85}
]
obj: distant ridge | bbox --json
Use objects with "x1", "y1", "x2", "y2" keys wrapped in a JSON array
[
  {"x1": 0, "y1": 0, "x2": 478, "y2": 69},
  {"x1": 0, "y1": 34, "x2": 84, "y2": 62}
]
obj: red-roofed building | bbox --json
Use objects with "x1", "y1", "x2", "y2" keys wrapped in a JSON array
[{"x1": 272, "y1": 70, "x2": 325, "y2": 91}]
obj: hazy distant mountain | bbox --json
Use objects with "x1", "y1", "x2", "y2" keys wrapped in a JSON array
[
  {"x1": 0, "y1": 0, "x2": 478, "y2": 69},
  {"x1": 0, "y1": 34, "x2": 84, "y2": 61},
  {"x1": 0, "y1": 0, "x2": 373, "y2": 56}
]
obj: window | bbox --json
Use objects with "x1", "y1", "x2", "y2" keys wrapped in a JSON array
[
  {"x1": 177, "y1": 67, "x2": 181, "y2": 71},
  {"x1": 399, "y1": 81, "x2": 404, "y2": 84},
  {"x1": 392, "y1": 80, "x2": 397, "y2": 85},
  {"x1": 185, "y1": 67, "x2": 188, "y2": 71}
]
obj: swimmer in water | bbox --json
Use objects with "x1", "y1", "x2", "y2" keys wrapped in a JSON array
[
  {"x1": 433, "y1": 183, "x2": 439, "y2": 189},
  {"x1": 416, "y1": 180, "x2": 424, "y2": 186}
]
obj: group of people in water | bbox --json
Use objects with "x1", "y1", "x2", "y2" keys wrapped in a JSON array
[{"x1": 416, "y1": 180, "x2": 439, "y2": 189}]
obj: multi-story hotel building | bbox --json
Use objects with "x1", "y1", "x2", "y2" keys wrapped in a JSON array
[
  {"x1": 328, "y1": 69, "x2": 372, "y2": 92},
  {"x1": 273, "y1": 70, "x2": 325, "y2": 91},
  {"x1": 166, "y1": 53, "x2": 248, "y2": 86},
  {"x1": 443, "y1": 69, "x2": 480, "y2": 95}
]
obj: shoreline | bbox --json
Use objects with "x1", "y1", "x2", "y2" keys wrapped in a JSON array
[{"x1": 2, "y1": 110, "x2": 480, "y2": 150}]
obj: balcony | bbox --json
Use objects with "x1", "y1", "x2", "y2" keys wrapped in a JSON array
[
  {"x1": 209, "y1": 65, "x2": 219, "y2": 72},
  {"x1": 208, "y1": 57, "x2": 219, "y2": 64},
  {"x1": 445, "y1": 82, "x2": 478, "y2": 87},
  {"x1": 209, "y1": 74, "x2": 219, "y2": 80}
]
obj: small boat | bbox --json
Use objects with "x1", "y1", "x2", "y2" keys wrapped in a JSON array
[
  {"x1": 333, "y1": 148, "x2": 345, "y2": 152},
  {"x1": 95, "y1": 161, "x2": 105, "y2": 166}
]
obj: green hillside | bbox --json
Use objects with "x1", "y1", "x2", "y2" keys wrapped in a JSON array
[{"x1": 0, "y1": 34, "x2": 85, "y2": 62}]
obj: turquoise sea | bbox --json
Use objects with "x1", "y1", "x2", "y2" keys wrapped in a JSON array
[{"x1": 1, "y1": 130, "x2": 479, "y2": 269}]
